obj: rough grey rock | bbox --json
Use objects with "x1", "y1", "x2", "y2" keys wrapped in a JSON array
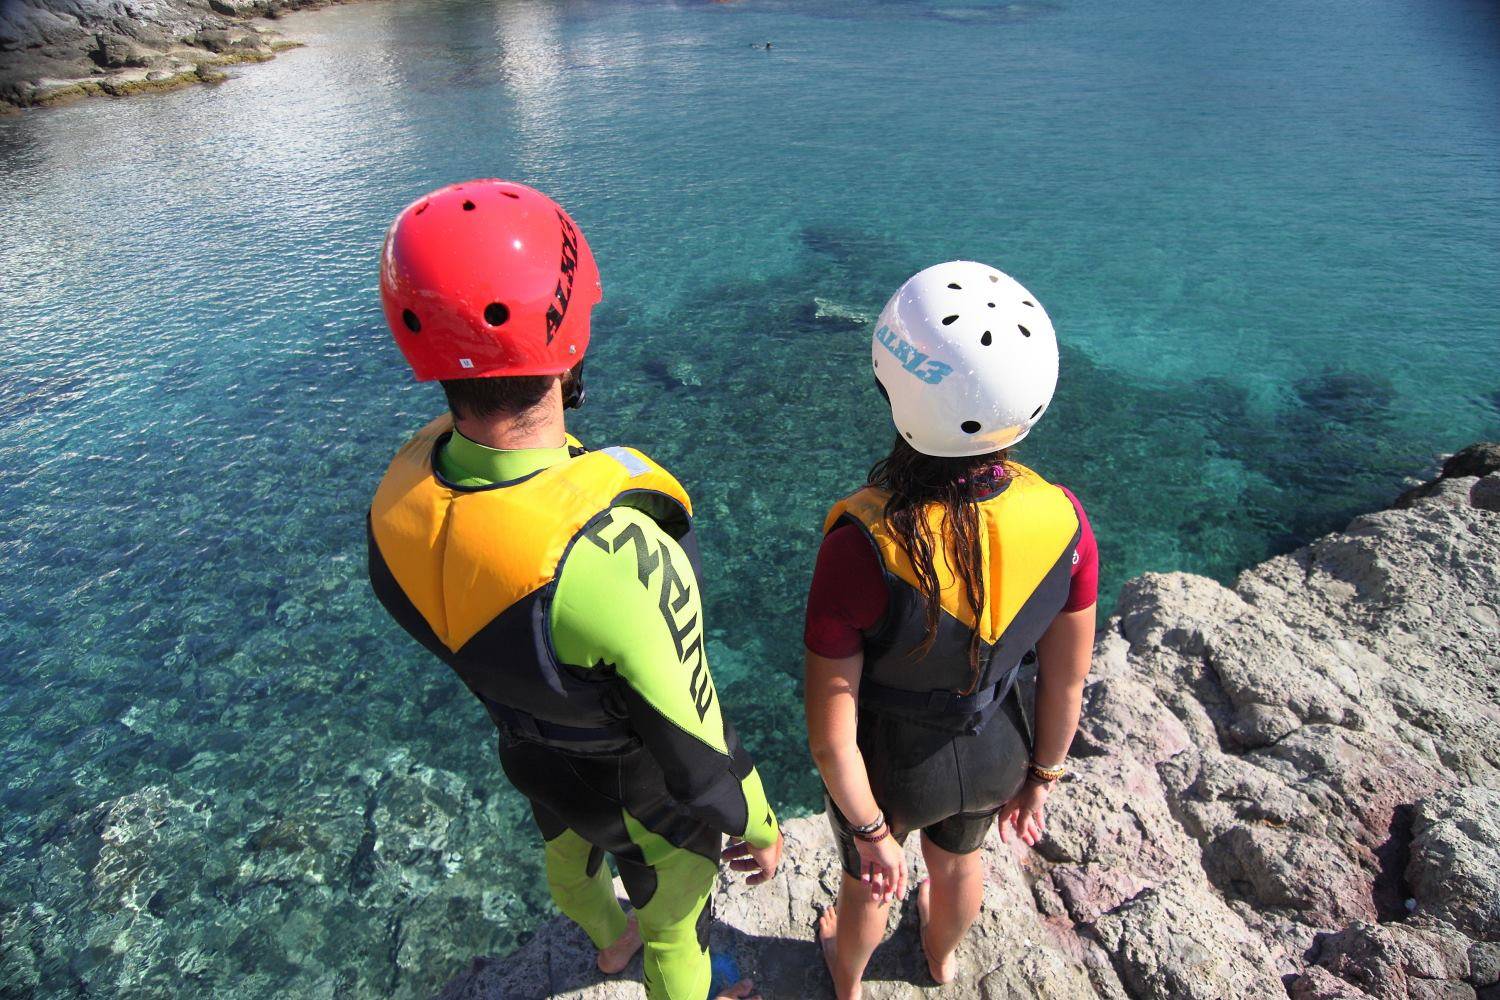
[
  {"x1": 91, "y1": 31, "x2": 152, "y2": 68},
  {"x1": 443, "y1": 446, "x2": 1500, "y2": 999},
  {"x1": 1393, "y1": 443, "x2": 1500, "y2": 509},
  {"x1": 0, "y1": 0, "x2": 344, "y2": 110},
  {"x1": 1471, "y1": 474, "x2": 1500, "y2": 513},
  {"x1": 1408, "y1": 787, "x2": 1500, "y2": 939}
]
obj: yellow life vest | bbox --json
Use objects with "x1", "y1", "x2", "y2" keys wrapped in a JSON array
[
  {"x1": 824, "y1": 462, "x2": 1080, "y2": 730},
  {"x1": 367, "y1": 414, "x2": 693, "y2": 744}
]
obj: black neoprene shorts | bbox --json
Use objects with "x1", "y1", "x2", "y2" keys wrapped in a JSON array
[{"x1": 827, "y1": 690, "x2": 1031, "y2": 877}]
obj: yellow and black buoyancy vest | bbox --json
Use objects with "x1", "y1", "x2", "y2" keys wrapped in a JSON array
[
  {"x1": 367, "y1": 415, "x2": 695, "y2": 747},
  {"x1": 824, "y1": 462, "x2": 1081, "y2": 733}
]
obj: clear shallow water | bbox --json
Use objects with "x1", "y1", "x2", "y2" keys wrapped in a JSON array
[{"x1": 1, "y1": 0, "x2": 1497, "y2": 994}]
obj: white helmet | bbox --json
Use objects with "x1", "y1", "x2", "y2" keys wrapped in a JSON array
[{"x1": 871, "y1": 261, "x2": 1058, "y2": 458}]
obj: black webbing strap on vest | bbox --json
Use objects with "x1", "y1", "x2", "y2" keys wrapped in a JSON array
[
  {"x1": 474, "y1": 691, "x2": 633, "y2": 744},
  {"x1": 858, "y1": 649, "x2": 1036, "y2": 717},
  {"x1": 859, "y1": 675, "x2": 1012, "y2": 715}
]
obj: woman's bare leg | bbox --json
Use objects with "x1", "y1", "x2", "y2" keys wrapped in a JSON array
[
  {"x1": 816, "y1": 872, "x2": 893, "y2": 1000},
  {"x1": 917, "y1": 834, "x2": 984, "y2": 983}
]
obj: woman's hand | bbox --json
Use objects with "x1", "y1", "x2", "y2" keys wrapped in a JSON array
[
  {"x1": 806, "y1": 648, "x2": 907, "y2": 902},
  {"x1": 854, "y1": 831, "x2": 907, "y2": 904},
  {"x1": 997, "y1": 781, "x2": 1051, "y2": 847}
]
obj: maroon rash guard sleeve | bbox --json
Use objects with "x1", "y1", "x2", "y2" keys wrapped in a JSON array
[
  {"x1": 1058, "y1": 485, "x2": 1099, "y2": 612},
  {"x1": 803, "y1": 486, "x2": 1099, "y2": 658},
  {"x1": 803, "y1": 523, "x2": 888, "y2": 658}
]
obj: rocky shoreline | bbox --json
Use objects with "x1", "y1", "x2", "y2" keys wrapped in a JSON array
[
  {"x1": 0, "y1": 0, "x2": 354, "y2": 111},
  {"x1": 440, "y1": 445, "x2": 1500, "y2": 999}
]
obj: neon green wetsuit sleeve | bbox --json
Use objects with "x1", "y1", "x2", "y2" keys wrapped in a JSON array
[{"x1": 551, "y1": 506, "x2": 779, "y2": 849}]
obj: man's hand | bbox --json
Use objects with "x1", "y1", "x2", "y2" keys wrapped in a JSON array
[{"x1": 721, "y1": 832, "x2": 784, "y2": 886}]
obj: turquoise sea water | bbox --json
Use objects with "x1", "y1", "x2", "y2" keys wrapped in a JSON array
[{"x1": 1, "y1": 0, "x2": 1497, "y2": 994}]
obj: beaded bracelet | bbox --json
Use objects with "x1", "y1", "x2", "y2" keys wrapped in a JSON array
[
  {"x1": 1026, "y1": 760, "x2": 1068, "y2": 784},
  {"x1": 853, "y1": 823, "x2": 891, "y2": 844}
]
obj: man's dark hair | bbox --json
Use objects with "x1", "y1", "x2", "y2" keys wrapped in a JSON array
[{"x1": 440, "y1": 375, "x2": 556, "y2": 421}]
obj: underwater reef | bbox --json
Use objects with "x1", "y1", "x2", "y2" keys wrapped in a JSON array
[
  {"x1": 440, "y1": 444, "x2": 1500, "y2": 999},
  {"x1": 0, "y1": 0, "x2": 352, "y2": 110}
]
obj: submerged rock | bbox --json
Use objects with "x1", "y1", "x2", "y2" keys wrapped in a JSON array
[
  {"x1": 443, "y1": 445, "x2": 1500, "y2": 998},
  {"x1": 811, "y1": 297, "x2": 875, "y2": 327}
]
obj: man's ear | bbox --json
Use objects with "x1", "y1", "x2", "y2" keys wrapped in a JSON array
[{"x1": 562, "y1": 363, "x2": 586, "y2": 410}]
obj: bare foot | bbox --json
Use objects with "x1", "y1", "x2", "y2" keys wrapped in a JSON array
[
  {"x1": 715, "y1": 978, "x2": 760, "y2": 999},
  {"x1": 596, "y1": 915, "x2": 641, "y2": 975},
  {"x1": 917, "y1": 880, "x2": 956, "y2": 984},
  {"x1": 816, "y1": 907, "x2": 862, "y2": 1000},
  {"x1": 816, "y1": 905, "x2": 839, "y2": 977}
]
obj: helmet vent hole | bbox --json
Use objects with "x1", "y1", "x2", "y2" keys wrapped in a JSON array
[
  {"x1": 414, "y1": 202, "x2": 428, "y2": 216},
  {"x1": 402, "y1": 309, "x2": 421, "y2": 333},
  {"x1": 989, "y1": 274, "x2": 1000, "y2": 283},
  {"x1": 941, "y1": 315, "x2": 959, "y2": 326},
  {"x1": 501, "y1": 191, "x2": 520, "y2": 199},
  {"x1": 1018, "y1": 324, "x2": 1031, "y2": 338},
  {"x1": 905, "y1": 431, "x2": 913, "y2": 439},
  {"x1": 988, "y1": 302, "x2": 995, "y2": 308},
  {"x1": 1031, "y1": 404, "x2": 1044, "y2": 420},
  {"x1": 484, "y1": 302, "x2": 510, "y2": 326},
  {"x1": 961, "y1": 420, "x2": 981, "y2": 434},
  {"x1": 980, "y1": 331, "x2": 992, "y2": 346},
  {"x1": 1021, "y1": 300, "x2": 1035, "y2": 307},
  {"x1": 947, "y1": 282, "x2": 962, "y2": 290},
  {"x1": 462, "y1": 200, "x2": 476, "y2": 211}
]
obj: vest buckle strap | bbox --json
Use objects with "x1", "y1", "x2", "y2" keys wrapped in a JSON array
[
  {"x1": 926, "y1": 689, "x2": 961, "y2": 712},
  {"x1": 475, "y1": 691, "x2": 632, "y2": 744},
  {"x1": 861, "y1": 673, "x2": 1015, "y2": 716}
]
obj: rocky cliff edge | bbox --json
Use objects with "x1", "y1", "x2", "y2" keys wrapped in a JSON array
[
  {"x1": 0, "y1": 0, "x2": 348, "y2": 110},
  {"x1": 440, "y1": 444, "x2": 1500, "y2": 1000}
]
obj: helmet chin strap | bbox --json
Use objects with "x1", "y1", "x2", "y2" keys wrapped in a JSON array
[{"x1": 562, "y1": 362, "x2": 586, "y2": 410}]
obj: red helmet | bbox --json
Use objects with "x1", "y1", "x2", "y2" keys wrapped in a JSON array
[{"x1": 379, "y1": 179, "x2": 602, "y2": 381}]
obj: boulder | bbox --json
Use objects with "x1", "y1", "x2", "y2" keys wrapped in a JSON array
[
  {"x1": 90, "y1": 32, "x2": 152, "y2": 68},
  {"x1": 1393, "y1": 442, "x2": 1500, "y2": 509},
  {"x1": 1408, "y1": 787, "x2": 1500, "y2": 939},
  {"x1": 194, "y1": 27, "x2": 265, "y2": 54}
]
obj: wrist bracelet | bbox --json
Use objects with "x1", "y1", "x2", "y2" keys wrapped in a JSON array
[
  {"x1": 1027, "y1": 760, "x2": 1067, "y2": 783},
  {"x1": 853, "y1": 823, "x2": 890, "y2": 844},
  {"x1": 849, "y1": 811, "x2": 885, "y2": 837}
]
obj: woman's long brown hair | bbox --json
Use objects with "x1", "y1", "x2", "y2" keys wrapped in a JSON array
[{"x1": 867, "y1": 436, "x2": 1009, "y2": 686}]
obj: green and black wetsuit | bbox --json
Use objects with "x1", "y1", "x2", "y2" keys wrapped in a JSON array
[{"x1": 367, "y1": 416, "x2": 777, "y2": 1000}]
